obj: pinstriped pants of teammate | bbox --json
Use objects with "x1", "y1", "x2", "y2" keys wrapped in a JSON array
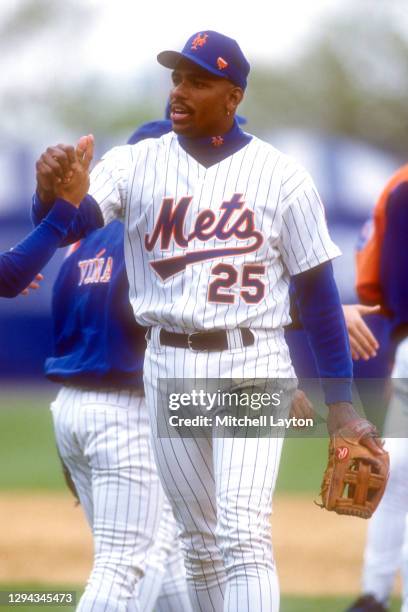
[
  {"x1": 144, "y1": 328, "x2": 296, "y2": 612},
  {"x1": 51, "y1": 386, "x2": 192, "y2": 612},
  {"x1": 362, "y1": 337, "x2": 408, "y2": 610}
]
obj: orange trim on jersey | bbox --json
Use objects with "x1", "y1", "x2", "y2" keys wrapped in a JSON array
[
  {"x1": 66, "y1": 240, "x2": 82, "y2": 258},
  {"x1": 355, "y1": 164, "x2": 408, "y2": 306}
]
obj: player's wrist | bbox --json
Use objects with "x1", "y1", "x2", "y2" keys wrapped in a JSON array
[
  {"x1": 36, "y1": 186, "x2": 55, "y2": 206},
  {"x1": 54, "y1": 193, "x2": 82, "y2": 208},
  {"x1": 327, "y1": 401, "x2": 354, "y2": 411},
  {"x1": 326, "y1": 402, "x2": 359, "y2": 435}
]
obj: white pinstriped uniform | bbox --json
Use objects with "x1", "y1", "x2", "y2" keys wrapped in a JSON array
[
  {"x1": 89, "y1": 132, "x2": 340, "y2": 611},
  {"x1": 52, "y1": 387, "x2": 191, "y2": 612},
  {"x1": 360, "y1": 337, "x2": 408, "y2": 610}
]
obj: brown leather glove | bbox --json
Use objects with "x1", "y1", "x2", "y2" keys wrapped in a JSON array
[{"x1": 319, "y1": 419, "x2": 389, "y2": 519}]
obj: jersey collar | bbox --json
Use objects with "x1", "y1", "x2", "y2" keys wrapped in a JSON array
[{"x1": 177, "y1": 118, "x2": 252, "y2": 168}]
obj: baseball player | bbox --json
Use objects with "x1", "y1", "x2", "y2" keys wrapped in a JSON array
[
  {"x1": 346, "y1": 167, "x2": 408, "y2": 612},
  {"x1": 33, "y1": 30, "x2": 386, "y2": 612},
  {"x1": 0, "y1": 136, "x2": 96, "y2": 298},
  {"x1": 46, "y1": 220, "x2": 191, "y2": 612},
  {"x1": 38, "y1": 124, "x2": 193, "y2": 611}
]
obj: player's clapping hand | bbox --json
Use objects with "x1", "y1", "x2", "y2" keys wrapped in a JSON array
[
  {"x1": 36, "y1": 143, "x2": 76, "y2": 204},
  {"x1": 36, "y1": 135, "x2": 94, "y2": 208},
  {"x1": 342, "y1": 304, "x2": 381, "y2": 361},
  {"x1": 20, "y1": 273, "x2": 43, "y2": 296},
  {"x1": 53, "y1": 135, "x2": 94, "y2": 208}
]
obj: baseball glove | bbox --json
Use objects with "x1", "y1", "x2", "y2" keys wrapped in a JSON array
[{"x1": 318, "y1": 419, "x2": 389, "y2": 518}]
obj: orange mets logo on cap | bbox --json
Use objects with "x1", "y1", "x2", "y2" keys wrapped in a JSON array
[
  {"x1": 191, "y1": 33, "x2": 208, "y2": 50},
  {"x1": 217, "y1": 57, "x2": 228, "y2": 70}
]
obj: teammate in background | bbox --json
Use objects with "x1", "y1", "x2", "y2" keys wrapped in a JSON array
[
  {"x1": 346, "y1": 167, "x2": 408, "y2": 612},
  {"x1": 0, "y1": 136, "x2": 95, "y2": 298},
  {"x1": 41, "y1": 134, "x2": 191, "y2": 610},
  {"x1": 47, "y1": 222, "x2": 191, "y2": 612},
  {"x1": 34, "y1": 31, "x2": 386, "y2": 612}
]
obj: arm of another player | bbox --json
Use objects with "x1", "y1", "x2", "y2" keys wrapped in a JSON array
[
  {"x1": 20, "y1": 273, "x2": 43, "y2": 296},
  {"x1": 288, "y1": 304, "x2": 379, "y2": 420},
  {"x1": 0, "y1": 137, "x2": 97, "y2": 298},
  {"x1": 380, "y1": 181, "x2": 408, "y2": 338},
  {"x1": 0, "y1": 198, "x2": 80, "y2": 298},
  {"x1": 33, "y1": 136, "x2": 132, "y2": 237},
  {"x1": 277, "y1": 165, "x2": 384, "y2": 455},
  {"x1": 342, "y1": 304, "x2": 381, "y2": 360},
  {"x1": 292, "y1": 262, "x2": 384, "y2": 456}
]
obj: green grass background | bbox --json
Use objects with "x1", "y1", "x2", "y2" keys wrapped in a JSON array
[
  {"x1": 0, "y1": 389, "x2": 329, "y2": 492},
  {"x1": 0, "y1": 389, "x2": 401, "y2": 611}
]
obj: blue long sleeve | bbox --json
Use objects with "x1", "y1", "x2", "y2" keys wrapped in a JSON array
[
  {"x1": 31, "y1": 192, "x2": 104, "y2": 244},
  {"x1": 291, "y1": 261, "x2": 353, "y2": 404},
  {"x1": 0, "y1": 199, "x2": 78, "y2": 298},
  {"x1": 380, "y1": 181, "x2": 408, "y2": 340}
]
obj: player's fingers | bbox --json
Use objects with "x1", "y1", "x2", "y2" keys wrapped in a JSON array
[
  {"x1": 348, "y1": 333, "x2": 361, "y2": 359},
  {"x1": 299, "y1": 395, "x2": 314, "y2": 419},
  {"x1": 349, "y1": 325, "x2": 377, "y2": 360},
  {"x1": 55, "y1": 144, "x2": 76, "y2": 166},
  {"x1": 20, "y1": 274, "x2": 43, "y2": 296},
  {"x1": 76, "y1": 134, "x2": 94, "y2": 169},
  {"x1": 289, "y1": 390, "x2": 314, "y2": 422},
  {"x1": 37, "y1": 155, "x2": 71, "y2": 181},
  {"x1": 36, "y1": 159, "x2": 63, "y2": 185},
  {"x1": 356, "y1": 321, "x2": 379, "y2": 353},
  {"x1": 45, "y1": 146, "x2": 75, "y2": 175},
  {"x1": 348, "y1": 332, "x2": 370, "y2": 360},
  {"x1": 75, "y1": 136, "x2": 87, "y2": 159},
  {"x1": 356, "y1": 304, "x2": 381, "y2": 316},
  {"x1": 84, "y1": 135, "x2": 95, "y2": 168},
  {"x1": 354, "y1": 320, "x2": 379, "y2": 354},
  {"x1": 29, "y1": 273, "x2": 43, "y2": 289},
  {"x1": 361, "y1": 435, "x2": 386, "y2": 456}
]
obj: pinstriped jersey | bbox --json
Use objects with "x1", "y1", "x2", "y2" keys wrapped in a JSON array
[{"x1": 89, "y1": 132, "x2": 340, "y2": 332}]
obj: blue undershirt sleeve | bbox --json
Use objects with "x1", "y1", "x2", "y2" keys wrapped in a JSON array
[
  {"x1": 380, "y1": 181, "x2": 408, "y2": 339},
  {"x1": 0, "y1": 198, "x2": 77, "y2": 298},
  {"x1": 31, "y1": 192, "x2": 104, "y2": 244},
  {"x1": 291, "y1": 260, "x2": 353, "y2": 404}
]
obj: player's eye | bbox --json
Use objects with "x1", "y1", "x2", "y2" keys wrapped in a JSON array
[
  {"x1": 192, "y1": 79, "x2": 206, "y2": 89},
  {"x1": 171, "y1": 72, "x2": 182, "y2": 86}
]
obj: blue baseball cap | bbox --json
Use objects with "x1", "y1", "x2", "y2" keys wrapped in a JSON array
[{"x1": 157, "y1": 30, "x2": 250, "y2": 90}]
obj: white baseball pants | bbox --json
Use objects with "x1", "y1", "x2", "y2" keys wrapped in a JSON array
[
  {"x1": 144, "y1": 328, "x2": 296, "y2": 612},
  {"x1": 51, "y1": 386, "x2": 192, "y2": 612}
]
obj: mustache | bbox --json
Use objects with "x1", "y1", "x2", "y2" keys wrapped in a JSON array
[{"x1": 170, "y1": 100, "x2": 194, "y2": 113}]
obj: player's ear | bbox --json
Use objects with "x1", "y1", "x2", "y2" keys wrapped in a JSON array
[{"x1": 226, "y1": 86, "x2": 244, "y2": 114}]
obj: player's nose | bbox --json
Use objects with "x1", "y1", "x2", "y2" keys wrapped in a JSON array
[{"x1": 171, "y1": 80, "x2": 189, "y2": 100}]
